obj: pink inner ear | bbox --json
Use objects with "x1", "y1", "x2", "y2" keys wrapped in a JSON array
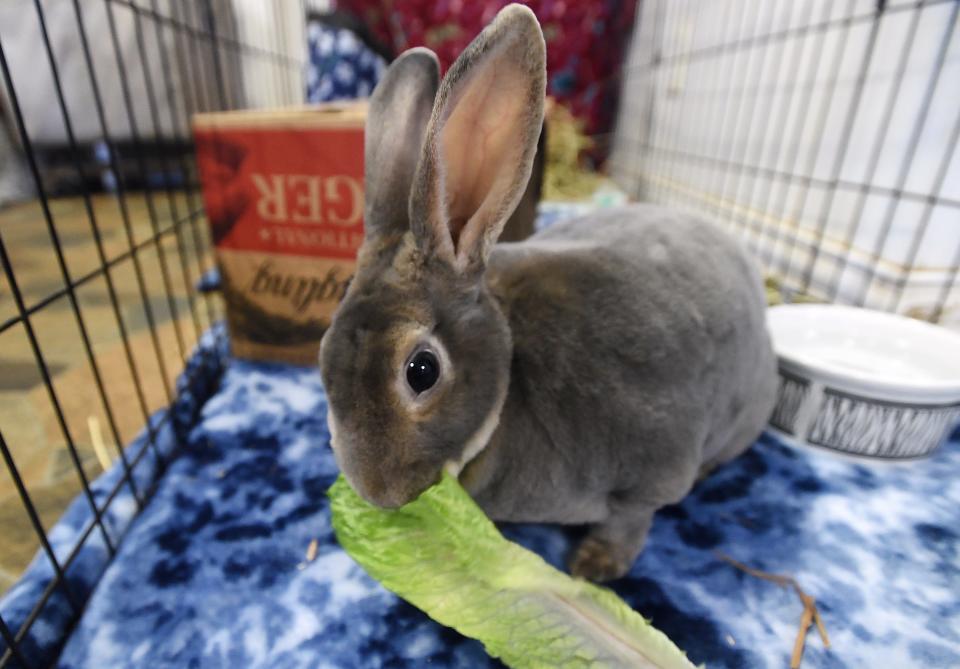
[{"x1": 440, "y1": 50, "x2": 529, "y2": 257}]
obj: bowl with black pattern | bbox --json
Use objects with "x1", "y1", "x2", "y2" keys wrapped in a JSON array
[{"x1": 766, "y1": 304, "x2": 960, "y2": 460}]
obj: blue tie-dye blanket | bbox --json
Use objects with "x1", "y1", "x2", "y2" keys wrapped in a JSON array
[{"x1": 3, "y1": 324, "x2": 959, "y2": 668}]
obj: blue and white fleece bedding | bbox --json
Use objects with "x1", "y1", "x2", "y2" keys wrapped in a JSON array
[
  {"x1": 2, "y1": 324, "x2": 956, "y2": 669},
  {"x1": 0, "y1": 328, "x2": 226, "y2": 668}
]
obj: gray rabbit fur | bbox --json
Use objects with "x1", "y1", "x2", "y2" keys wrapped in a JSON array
[{"x1": 320, "y1": 4, "x2": 777, "y2": 582}]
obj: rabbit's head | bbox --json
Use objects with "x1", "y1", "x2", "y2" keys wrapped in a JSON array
[{"x1": 320, "y1": 4, "x2": 545, "y2": 508}]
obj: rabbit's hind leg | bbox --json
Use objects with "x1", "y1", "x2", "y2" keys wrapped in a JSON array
[{"x1": 568, "y1": 502, "x2": 657, "y2": 583}]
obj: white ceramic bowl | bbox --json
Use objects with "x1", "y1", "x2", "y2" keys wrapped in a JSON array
[{"x1": 766, "y1": 304, "x2": 960, "y2": 459}]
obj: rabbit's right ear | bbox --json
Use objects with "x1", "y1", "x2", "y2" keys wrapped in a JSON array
[
  {"x1": 364, "y1": 48, "x2": 440, "y2": 242},
  {"x1": 409, "y1": 5, "x2": 546, "y2": 276}
]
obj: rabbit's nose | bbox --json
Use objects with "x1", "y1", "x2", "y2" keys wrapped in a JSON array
[
  {"x1": 356, "y1": 462, "x2": 439, "y2": 509},
  {"x1": 351, "y1": 466, "x2": 408, "y2": 509},
  {"x1": 362, "y1": 486, "x2": 409, "y2": 510}
]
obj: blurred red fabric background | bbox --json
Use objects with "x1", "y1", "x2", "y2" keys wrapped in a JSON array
[{"x1": 334, "y1": 0, "x2": 638, "y2": 160}]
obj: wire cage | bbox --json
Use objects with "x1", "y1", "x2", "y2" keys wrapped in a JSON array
[
  {"x1": 0, "y1": 0, "x2": 958, "y2": 666},
  {"x1": 610, "y1": 0, "x2": 960, "y2": 326},
  {"x1": 0, "y1": 1, "x2": 308, "y2": 665}
]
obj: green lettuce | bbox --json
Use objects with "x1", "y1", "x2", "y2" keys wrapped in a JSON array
[{"x1": 329, "y1": 473, "x2": 697, "y2": 669}]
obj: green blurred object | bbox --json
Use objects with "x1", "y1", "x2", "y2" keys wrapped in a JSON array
[
  {"x1": 329, "y1": 473, "x2": 697, "y2": 669},
  {"x1": 542, "y1": 101, "x2": 606, "y2": 202},
  {"x1": 764, "y1": 275, "x2": 822, "y2": 307}
]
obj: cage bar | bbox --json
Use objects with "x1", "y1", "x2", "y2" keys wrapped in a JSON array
[
  {"x1": 127, "y1": 1, "x2": 203, "y2": 341},
  {"x1": 71, "y1": 0, "x2": 180, "y2": 411},
  {"x1": 853, "y1": 0, "x2": 959, "y2": 307},
  {"x1": 102, "y1": 0, "x2": 189, "y2": 364},
  {"x1": 611, "y1": 0, "x2": 959, "y2": 322},
  {"x1": 0, "y1": 431, "x2": 81, "y2": 615},
  {"x1": 152, "y1": 0, "x2": 217, "y2": 328},
  {"x1": 0, "y1": 2, "x2": 304, "y2": 666}
]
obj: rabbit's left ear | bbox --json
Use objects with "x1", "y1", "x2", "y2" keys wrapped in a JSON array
[
  {"x1": 364, "y1": 47, "x2": 440, "y2": 242},
  {"x1": 409, "y1": 4, "x2": 546, "y2": 275}
]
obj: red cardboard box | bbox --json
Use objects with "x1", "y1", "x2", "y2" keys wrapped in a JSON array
[{"x1": 193, "y1": 103, "x2": 366, "y2": 365}]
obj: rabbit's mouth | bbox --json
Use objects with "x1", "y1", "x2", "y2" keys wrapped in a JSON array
[
  {"x1": 349, "y1": 463, "x2": 440, "y2": 509},
  {"x1": 326, "y1": 405, "x2": 440, "y2": 508}
]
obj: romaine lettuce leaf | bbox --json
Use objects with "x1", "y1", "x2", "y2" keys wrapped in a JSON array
[{"x1": 329, "y1": 473, "x2": 697, "y2": 669}]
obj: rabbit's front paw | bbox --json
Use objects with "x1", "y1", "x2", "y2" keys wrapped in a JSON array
[{"x1": 569, "y1": 537, "x2": 631, "y2": 583}]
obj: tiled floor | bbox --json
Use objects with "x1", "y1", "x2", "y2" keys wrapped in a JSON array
[{"x1": 0, "y1": 191, "x2": 220, "y2": 592}]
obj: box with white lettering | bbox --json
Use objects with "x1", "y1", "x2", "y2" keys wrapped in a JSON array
[{"x1": 193, "y1": 103, "x2": 366, "y2": 365}]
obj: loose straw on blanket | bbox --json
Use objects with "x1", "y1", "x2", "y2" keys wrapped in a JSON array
[
  {"x1": 88, "y1": 416, "x2": 113, "y2": 472},
  {"x1": 715, "y1": 552, "x2": 830, "y2": 669}
]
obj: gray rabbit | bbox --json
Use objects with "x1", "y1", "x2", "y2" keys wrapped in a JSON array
[{"x1": 320, "y1": 4, "x2": 777, "y2": 582}]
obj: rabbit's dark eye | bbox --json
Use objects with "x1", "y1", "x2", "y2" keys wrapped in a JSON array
[{"x1": 406, "y1": 351, "x2": 439, "y2": 394}]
